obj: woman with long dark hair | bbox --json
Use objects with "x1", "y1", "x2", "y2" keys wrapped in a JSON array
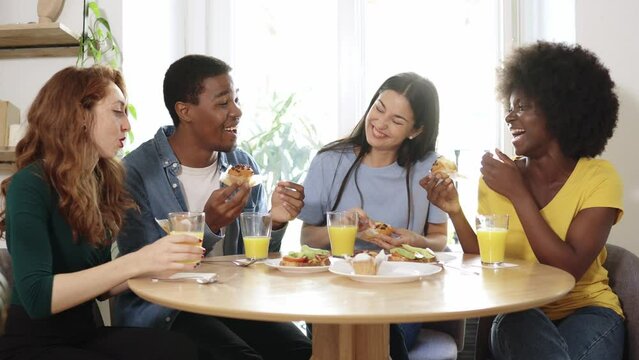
[
  {"x1": 300, "y1": 72, "x2": 447, "y2": 252},
  {"x1": 299, "y1": 72, "x2": 454, "y2": 357}
]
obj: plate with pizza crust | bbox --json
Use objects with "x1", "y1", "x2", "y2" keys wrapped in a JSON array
[{"x1": 264, "y1": 258, "x2": 331, "y2": 273}]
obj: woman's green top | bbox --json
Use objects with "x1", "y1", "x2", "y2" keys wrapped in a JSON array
[{"x1": 5, "y1": 162, "x2": 110, "y2": 319}]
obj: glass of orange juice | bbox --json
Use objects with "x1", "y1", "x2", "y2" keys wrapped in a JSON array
[
  {"x1": 168, "y1": 211, "x2": 205, "y2": 264},
  {"x1": 326, "y1": 210, "x2": 358, "y2": 257},
  {"x1": 476, "y1": 214, "x2": 509, "y2": 265},
  {"x1": 240, "y1": 212, "x2": 271, "y2": 260}
]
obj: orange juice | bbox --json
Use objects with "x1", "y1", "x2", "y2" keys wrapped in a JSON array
[
  {"x1": 328, "y1": 226, "x2": 357, "y2": 256},
  {"x1": 171, "y1": 231, "x2": 204, "y2": 264},
  {"x1": 477, "y1": 228, "x2": 507, "y2": 264},
  {"x1": 243, "y1": 236, "x2": 270, "y2": 259}
]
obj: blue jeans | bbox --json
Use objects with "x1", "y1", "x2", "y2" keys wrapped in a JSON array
[
  {"x1": 399, "y1": 322, "x2": 423, "y2": 349},
  {"x1": 491, "y1": 306, "x2": 624, "y2": 360}
]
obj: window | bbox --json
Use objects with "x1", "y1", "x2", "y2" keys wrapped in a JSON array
[
  {"x1": 223, "y1": 0, "x2": 504, "y2": 249},
  {"x1": 122, "y1": 0, "x2": 575, "y2": 252}
]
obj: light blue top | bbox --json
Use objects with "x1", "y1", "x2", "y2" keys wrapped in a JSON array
[
  {"x1": 114, "y1": 126, "x2": 286, "y2": 330},
  {"x1": 298, "y1": 147, "x2": 447, "y2": 250}
]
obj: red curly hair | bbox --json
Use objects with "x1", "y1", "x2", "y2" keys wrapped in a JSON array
[{"x1": 0, "y1": 66, "x2": 136, "y2": 246}]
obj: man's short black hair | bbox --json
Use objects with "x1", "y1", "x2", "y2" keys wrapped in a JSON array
[{"x1": 163, "y1": 54, "x2": 232, "y2": 126}]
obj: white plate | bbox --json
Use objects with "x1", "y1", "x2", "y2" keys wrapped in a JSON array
[
  {"x1": 329, "y1": 259, "x2": 441, "y2": 283},
  {"x1": 433, "y1": 252, "x2": 457, "y2": 263},
  {"x1": 264, "y1": 258, "x2": 330, "y2": 273}
]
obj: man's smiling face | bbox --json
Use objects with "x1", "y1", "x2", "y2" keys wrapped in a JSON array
[{"x1": 183, "y1": 73, "x2": 242, "y2": 152}]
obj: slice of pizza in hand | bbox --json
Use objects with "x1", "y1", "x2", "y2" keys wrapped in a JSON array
[
  {"x1": 364, "y1": 221, "x2": 397, "y2": 238},
  {"x1": 430, "y1": 156, "x2": 464, "y2": 179},
  {"x1": 220, "y1": 164, "x2": 265, "y2": 187}
]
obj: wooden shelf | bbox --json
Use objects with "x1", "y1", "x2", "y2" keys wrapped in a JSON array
[
  {"x1": 0, "y1": 22, "x2": 79, "y2": 59},
  {"x1": 0, "y1": 147, "x2": 15, "y2": 172}
]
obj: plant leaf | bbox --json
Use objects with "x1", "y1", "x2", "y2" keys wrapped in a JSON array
[
  {"x1": 87, "y1": 1, "x2": 101, "y2": 18},
  {"x1": 127, "y1": 104, "x2": 138, "y2": 120}
]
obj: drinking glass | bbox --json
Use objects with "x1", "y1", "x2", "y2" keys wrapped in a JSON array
[
  {"x1": 326, "y1": 210, "x2": 358, "y2": 257},
  {"x1": 168, "y1": 212, "x2": 205, "y2": 264},
  {"x1": 476, "y1": 214, "x2": 509, "y2": 265},
  {"x1": 240, "y1": 212, "x2": 272, "y2": 260}
]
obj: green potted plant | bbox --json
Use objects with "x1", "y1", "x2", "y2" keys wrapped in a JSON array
[
  {"x1": 76, "y1": 0, "x2": 137, "y2": 147},
  {"x1": 240, "y1": 93, "x2": 322, "y2": 198},
  {"x1": 77, "y1": 0, "x2": 121, "y2": 68}
]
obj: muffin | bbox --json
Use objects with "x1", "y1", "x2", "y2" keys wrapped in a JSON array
[{"x1": 351, "y1": 252, "x2": 377, "y2": 275}]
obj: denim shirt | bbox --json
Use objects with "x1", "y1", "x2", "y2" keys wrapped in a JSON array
[{"x1": 113, "y1": 126, "x2": 286, "y2": 330}]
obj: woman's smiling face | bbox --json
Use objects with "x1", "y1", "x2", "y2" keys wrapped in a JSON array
[
  {"x1": 364, "y1": 90, "x2": 422, "y2": 153},
  {"x1": 505, "y1": 89, "x2": 555, "y2": 157}
]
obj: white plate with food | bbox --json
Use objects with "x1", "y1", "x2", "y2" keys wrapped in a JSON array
[
  {"x1": 329, "y1": 259, "x2": 441, "y2": 283},
  {"x1": 264, "y1": 258, "x2": 330, "y2": 273}
]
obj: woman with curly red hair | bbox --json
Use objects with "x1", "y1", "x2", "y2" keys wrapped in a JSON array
[{"x1": 0, "y1": 66, "x2": 200, "y2": 359}]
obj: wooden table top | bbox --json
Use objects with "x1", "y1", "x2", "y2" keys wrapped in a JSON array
[{"x1": 128, "y1": 253, "x2": 575, "y2": 324}]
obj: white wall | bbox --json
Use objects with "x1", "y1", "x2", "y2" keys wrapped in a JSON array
[
  {"x1": 575, "y1": 0, "x2": 639, "y2": 254},
  {"x1": 0, "y1": 1, "x2": 123, "y2": 122},
  {"x1": 121, "y1": 1, "x2": 186, "y2": 148}
]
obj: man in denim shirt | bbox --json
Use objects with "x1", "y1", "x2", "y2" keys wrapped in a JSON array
[{"x1": 114, "y1": 55, "x2": 311, "y2": 359}]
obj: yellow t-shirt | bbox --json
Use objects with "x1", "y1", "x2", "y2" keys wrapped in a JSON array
[{"x1": 478, "y1": 158, "x2": 624, "y2": 320}]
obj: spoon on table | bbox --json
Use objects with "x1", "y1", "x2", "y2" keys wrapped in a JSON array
[
  {"x1": 200, "y1": 258, "x2": 258, "y2": 267},
  {"x1": 151, "y1": 276, "x2": 217, "y2": 284},
  {"x1": 152, "y1": 272, "x2": 218, "y2": 284}
]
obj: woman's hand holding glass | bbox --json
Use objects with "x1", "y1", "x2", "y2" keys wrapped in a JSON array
[{"x1": 133, "y1": 234, "x2": 204, "y2": 278}]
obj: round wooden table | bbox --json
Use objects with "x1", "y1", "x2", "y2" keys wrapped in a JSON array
[{"x1": 128, "y1": 253, "x2": 574, "y2": 360}]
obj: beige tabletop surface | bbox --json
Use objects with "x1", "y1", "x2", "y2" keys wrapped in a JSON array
[
  {"x1": 128, "y1": 252, "x2": 574, "y2": 324},
  {"x1": 128, "y1": 252, "x2": 574, "y2": 360}
]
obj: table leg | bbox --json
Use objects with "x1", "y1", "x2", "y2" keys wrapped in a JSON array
[{"x1": 311, "y1": 323, "x2": 389, "y2": 360}]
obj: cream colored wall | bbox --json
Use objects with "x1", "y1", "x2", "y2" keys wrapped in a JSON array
[
  {"x1": 0, "y1": 0, "x2": 123, "y2": 119},
  {"x1": 575, "y1": 0, "x2": 639, "y2": 254},
  {"x1": 0, "y1": 0, "x2": 122, "y2": 178}
]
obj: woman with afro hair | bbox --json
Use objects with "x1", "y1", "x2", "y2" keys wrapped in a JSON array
[{"x1": 422, "y1": 41, "x2": 624, "y2": 359}]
